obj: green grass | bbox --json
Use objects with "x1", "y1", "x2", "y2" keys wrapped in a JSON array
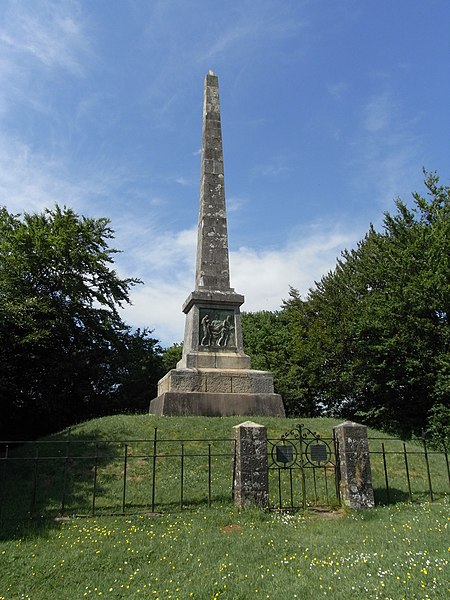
[
  {"x1": 0, "y1": 415, "x2": 449, "y2": 598},
  {"x1": 0, "y1": 500, "x2": 448, "y2": 599}
]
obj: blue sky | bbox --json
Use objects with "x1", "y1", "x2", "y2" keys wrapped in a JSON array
[{"x1": 1, "y1": 0, "x2": 449, "y2": 346}]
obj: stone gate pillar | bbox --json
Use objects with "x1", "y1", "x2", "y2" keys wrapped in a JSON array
[
  {"x1": 333, "y1": 421, "x2": 375, "y2": 508},
  {"x1": 233, "y1": 421, "x2": 268, "y2": 508}
]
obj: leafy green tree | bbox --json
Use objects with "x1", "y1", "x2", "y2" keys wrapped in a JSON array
[
  {"x1": 161, "y1": 343, "x2": 183, "y2": 372},
  {"x1": 285, "y1": 172, "x2": 449, "y2": 435},
  {"x1": 0, "y1": 205, "x2": 162, "y2": 439},
  {"x1": 107, "y1": 328, "x2": 165, "y2": 414},
  {"x1": 241, "y1": 308, "x2": 320, "y2": 416},
  {"x1": 425, "y1": 403, "x2": 450, "y2": 450}
]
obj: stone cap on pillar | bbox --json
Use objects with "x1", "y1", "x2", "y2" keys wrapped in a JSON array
[
  {"x1": 233, "y1": 421, "x2": 266, "y2": 430},
  {"x1": 334, "y1": 421, "x2": 369, "y2": 432}
]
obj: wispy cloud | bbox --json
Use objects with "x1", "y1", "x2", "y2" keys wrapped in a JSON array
[
  {"x1": 227, "y1": 195, "x2": 247, "y2": 213},
  {"x1": 0, "y1": 137, "x2": 77, "y2": 213},
  {"x1": 174, "y1": 176, "x2": 192, "y2": 186},
  {"x1": 251, "y1": 155, "x2": 295, "y2": 178},
  {"x1": 231, "y1": 226, "x2": 355, "y2": 310},
  {"x1": 0, "y1": 0, "x2": 93, "y2": 158},
  {"x1": 198, "y1": 2, "x2": 304, "y2": 63},
  {"x1": 0, "y1": 0, "x2": 90, "y2": 75},
  {"x1": 118, "y1": 220, "x2": 357, "y2": 346},
  {"x1": 117, "y1": 225, "x2": 197, "y2": 345},
  {"x1": 351, "y1": 90, "x2": 422, "y2": 209},
  {"x1": 328, "y1": 81, "x2": 348, "y2": 99},
  {"x1": 363, "y1": 92, "x2": 394, "y2": 133},
  {"x1": 138, "y1": 1, "x2": 307, "y2": 127},
  {"x1": 121, "y1": 282, "x2": 189, "y2": 347},
  {"x1": 119, "y1": 224, "x2": 196, "y2": 276},
  {"x1": 0, "y1": 135, "x2": 133, "y2": 219}
]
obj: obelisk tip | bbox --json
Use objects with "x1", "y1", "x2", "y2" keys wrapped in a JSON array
[{"x1": 207, "y1": 69, "x2": 216, "y2": 76}]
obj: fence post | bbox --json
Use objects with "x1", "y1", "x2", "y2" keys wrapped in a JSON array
[
  {"x1": 232, "y1": 421, "x2": 268, "y2": 508},
  {"x1": 0, "y1": 444, "x2": 9, "y2": 525},
  {"x1": 151, "y1": 428, "x2": 158, "y2": 512},
  {"x1": 122, "y1": 444, "x2": 129, "y2": 514},
  {"x1": 333, "y1": 422, "x2": 374, "y2": 509},
  {"x1": 92, "y1": 444, "x2": 99, "y2": 516},
  {"x1": 29, "y1": 446, "x2": 40, "y2": 518},
  {"x1": 422, "y1": 436, "x2": 434, "y2": 502}
]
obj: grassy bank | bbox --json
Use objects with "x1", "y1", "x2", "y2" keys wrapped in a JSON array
[
  {"x1": 0, "y1": 415, "x2": 447, "y2": 523},
  {"x1": 0, "y1": 415, "x2": 449, "y2": 598}
]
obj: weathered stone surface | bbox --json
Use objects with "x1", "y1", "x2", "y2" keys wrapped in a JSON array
[
  {"x1": 249, "y1": 372, "x2": 276, "y2": 393},
  {"x1": 229, "y1": 375, "x2": 252, "y2": 393},
  {"x1": 196, "y1": 71, "x2": 230, "y2": 292},
  {"x1": 149, "y1": 393, "x2": 285, "y2": 417},
  {"x1": 233, "y1": 422, "x2": 269, "y2": 508},
  {"x1": 180, "y1": 352, "x2": 251, "y2": 371},
  {"x1": 157, "y1": 369, "x2": 276, "y2": 396},
  {"x1": 333, "y1": 422, "x2": 375, "y2": 509},
  {"x1": 206, "y1": 373, "x2": 232, "y2": 393}
]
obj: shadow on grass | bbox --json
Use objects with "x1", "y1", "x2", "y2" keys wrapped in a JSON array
[
  {"x1": 0, "y1": 431, "x2": 124, "y2": 540},
  {"x1": 373, "y1": 487, "x2": 411, "y2": 505},
  {"x1": 373, "y1": 486, "x2": 445, "y2": 505},
  {"x1": 0, "y1": 430, "x2": 235, "y2": 540}
]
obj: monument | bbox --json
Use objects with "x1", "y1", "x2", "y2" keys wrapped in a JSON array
[{"x1": 149, "y1": 71, "x2": 285, "y2": 417}]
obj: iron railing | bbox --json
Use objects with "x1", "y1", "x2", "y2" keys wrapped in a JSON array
[
  {"x1": 1, "y1": 428, "x2": 449, "y2": 525},
  {"x1": 0, "y1": 429, "x2": 236, "y2": 524},
  {"x1": 367, "y1": 436, "x2": 449, "y2": 504}
]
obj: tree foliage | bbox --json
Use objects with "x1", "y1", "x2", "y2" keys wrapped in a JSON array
[
  {"x1": 293, "y1": 172, "x2": 449, "y2": 433},
  {"x1": 241, "y1": 308, "x2": 320, "y2": 416},
  {"x1": 0, "y1": 205, "x2": 164, "y2": 439},
  {"x1": 161, "y1": 343, "x2": 183, "y2": 372},
  {"x1": 244, "y1": 173, "x2": 449, "y2": 436}
]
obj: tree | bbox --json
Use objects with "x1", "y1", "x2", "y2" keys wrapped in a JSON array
[
  {"x1": 161, "y1": 343, "x2": 183, "y2": 372},
  {"x1": 241, "y1": 308, "x2": 320, "y2": 416},
  {"x1": 285, "y1": 172, "x2": 450, "y2": 435},
  {"x1": 0, "y1": 205, "x2": 162, "y2": 439},
  {"x1": 108, "y1": 328, "x2": 165, "y2": 414}
]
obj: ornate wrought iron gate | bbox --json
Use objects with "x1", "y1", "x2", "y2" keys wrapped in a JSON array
[{"x1": 268, "y1": 424, "x2": 340, "y2": 510}]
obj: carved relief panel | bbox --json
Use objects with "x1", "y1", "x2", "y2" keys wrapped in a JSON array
[{"x1": 199, "y1": 308, "x2": 235, "y2": 347}]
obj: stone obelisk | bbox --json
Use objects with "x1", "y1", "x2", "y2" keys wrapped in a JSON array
[{"x1": 149, "y1": 71, "x2": 285, "y2": 417}]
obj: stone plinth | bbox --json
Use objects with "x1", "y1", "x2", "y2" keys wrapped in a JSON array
[
  {"x1": 233, "y1": 421, "x2": 269, "y2": 508},
  {"x1": 157, "y1": 369, "x2": 275, "y2": 395},
  {"x1": 334, "y1": 422, "x2": 375, "y2": 509},
  {"x1": 149, "y1": 392, "x2": 285, "y2": 417},
  {"x1": 150, "y1": 368, "x2": 285, "y2": 416}
]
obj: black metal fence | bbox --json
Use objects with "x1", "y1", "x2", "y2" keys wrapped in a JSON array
[
  {"x1": 1, "y1": 428, "x2": 449, "y2": 525},
  {"x1": 267, "y1": 428, "x2": 449, "y2": 511},
  {"x1": 367, "y1": 436, "x2": 449, "y2": 504},
  {"x1": 0, "y1": 429, "x2": 236, "y2": 524},
  {"x1": 267, "y1": 424, "x2": 340, "y2": 511}
]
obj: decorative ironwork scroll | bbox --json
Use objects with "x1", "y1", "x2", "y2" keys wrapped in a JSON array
[{"x1": 268, "y1": 423, "x2": 339, "y2": 510}]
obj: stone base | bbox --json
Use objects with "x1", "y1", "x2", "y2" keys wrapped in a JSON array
[
  {"x1": 178, "y1": 350, "x2": 251, "y2": 370},
  {"x1": 157, "y1": 368, "x2": 275, "y2": 396},
  {"x1": 149, "y1": 391, "x2": 285, "y2": 417}
]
